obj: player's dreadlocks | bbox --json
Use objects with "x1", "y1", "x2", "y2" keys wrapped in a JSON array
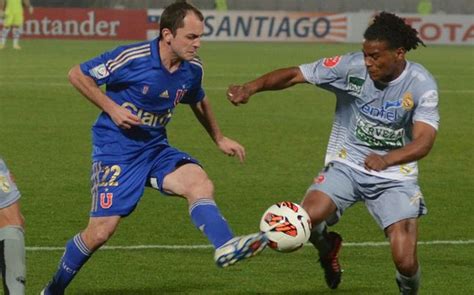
[{"x1": 364, "y1": 12, "x2": 425, "y2": 51}]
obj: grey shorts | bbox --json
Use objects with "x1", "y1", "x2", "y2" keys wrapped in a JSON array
[
  {"x1": 307, "y1": 161, "x2": 427, "y2": 229},
  {"x1": 0, "y1": 158, "x2": 21, "y2": 209}
]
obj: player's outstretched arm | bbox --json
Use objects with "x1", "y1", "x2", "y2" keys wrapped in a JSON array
[
  {"x1": 227, "y1": 67, "x2": 307, "y2": 106},
  {"x1": 68, "y1": 65, "x2": 141, "y2": 129},
  {"x1": 364, "y1": 121, "x2": 437, "y2": 171},
  {"x1": 190, "y1": 97, "x2": 245, "y2": 162},
  {"x1": 22, "y1": 0, "x2": 33, "y2": 14}
]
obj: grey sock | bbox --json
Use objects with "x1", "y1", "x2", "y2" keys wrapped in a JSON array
[
  {"x1": 0, "y1": 226, "x2": 26, "y2": 295},
  {"x1": 308, "y1": 222, "x2": 331, "y2": 256},
  {"x1": 396, "y1": 266, "x2": 420, "y2": 295}
]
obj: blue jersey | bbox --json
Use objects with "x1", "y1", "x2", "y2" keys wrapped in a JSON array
[{"x1": 80, "y1": 38, "x2": 206, "y2": 162}]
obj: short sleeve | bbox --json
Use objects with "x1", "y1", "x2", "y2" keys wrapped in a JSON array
[
  {"x1": 180, "y1": 59, "x2": 206, "y2": 104},
  {"x1": 80, "y1": 43, "x2": 150, "y2": 86},
  {"x1": 299, "y1": 53, "x2": 357, "y2": 86},
  {"x1": 413, "y1": 89, "x2": 440, "y2": 130}
]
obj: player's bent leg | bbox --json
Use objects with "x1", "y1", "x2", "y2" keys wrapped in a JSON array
[
  {"x1": 302, "y1": 190, "x2": 343, "y2": 289},
  {"x1": 386, "y1": 218, "x2": 420, "y2": 295},
  {"x1": 162, "y1": 164, "x2": 267, "y2": 267},
  {"x1": 0, "y1": 201, "x2": 25, "y2": 228},
  {"x1": 12, "y1": 27, "x2": 21, "y2": 50},
  {"x1": 42, "y1": 216, "x2": 121, "y2": 295},
  {"x1": 0, "y1": 202, "x2": 26, "y2": 295},
  {"x1": 0, "y1": 26, "x2": 11, "y2": 48}
]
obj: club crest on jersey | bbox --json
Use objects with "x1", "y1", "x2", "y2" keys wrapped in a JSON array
[
  {"x1": 142, "y1": 85, "x2": 149, "y2": 95},
  {"x1": 323, "y1": 55, "x2": 341, "y2": 68},
  {"x1": 402, "y1": 92, "x2": 414, "y2": 110},
  {"x1": 0, "y1": 175, "x2": 11, "y2": 193}
]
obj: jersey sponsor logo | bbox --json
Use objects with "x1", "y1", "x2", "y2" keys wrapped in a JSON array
[
  {"x1": 347, "y1": 76, "x2": 365, "y2": 95},
  {"x1": 100, "y1": 192, "x2": 113, "y2": 209},
  {"x1": 89, "y1": 63, "x2": 110, "y2": 79},
  {"x1": 361, "y1": 101, "x2": 399, "y2": 122},
  {"x1": 122, "y1": 102, "x2": 172, "y2": 127},
  {"x1": 159, "y1": 90, "x2": 169, "y2": 98},
  {"x1": 355, "y1": 117, "x2": 405, "y2": 149},
  {"x1": 322, "y1": 55, "x2": 341, "y2": 68},
  {"x1": 383, "y1": 99, "x2": 402, "y2": 110},
  {"x1": 402, "y1": 92, "x2": 414, "y2": 110}
]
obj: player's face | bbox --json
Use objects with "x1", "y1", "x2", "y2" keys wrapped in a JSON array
[
  {"x1": 169, "y1": 12, "x2": 204, "y2": 61},
  {"x1": 362, "y1": 40, "x2": 406, "y2": 83}
]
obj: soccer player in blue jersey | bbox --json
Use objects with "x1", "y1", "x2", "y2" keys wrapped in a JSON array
[
  {"x1": 227, "y1": 12, "x2": 438, "y2": 294},
  {"x1": 0, "y1": 157, "x2": 26, "y2": 294},
  {"x1": 41, "y1": 2, "x2": 267, "y2": 294}
]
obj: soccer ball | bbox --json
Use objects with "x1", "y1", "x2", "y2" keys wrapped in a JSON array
[{"x1": 259, "y1": 201, "x2": 312, "y2": 252}]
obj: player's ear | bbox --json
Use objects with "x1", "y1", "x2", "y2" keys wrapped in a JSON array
[
  {"x1": 161, "y1": 28, "x2": 173, "y2": 44},
  {"x1": 395, "y1": 47, "x2": 406, "y2": 59}
]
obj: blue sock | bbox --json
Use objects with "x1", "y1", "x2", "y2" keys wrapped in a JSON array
[
  {"x1": 48, "y1": 233, "x2": 92, "y2": 293},
  {"x1": 189, "y1": 199, "x2": 234, "y2": 248}
]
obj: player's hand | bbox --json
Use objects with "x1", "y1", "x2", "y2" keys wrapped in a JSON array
[
  {"x1": 216, "y1": 136, "x2": 246, "y2": 163},
  {"x1": 364, "y1": 153, "x2": 389, "y2": 172},
  {"x1": 108, "y1": 104, "x2": 141, "y2": 129},
  {"x1": 28, "y1": 6, "x2": 34, "y2": 14},
  {"x1": 227, "y1": 84, "x2": 252, "y2": 106}
]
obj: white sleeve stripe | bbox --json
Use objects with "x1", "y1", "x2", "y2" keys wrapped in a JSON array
[
  {"x1": 106, "y1": 44, "x2": 150, "y2": 68},
  {"x1": 190, "y1": 61, "x2": 203, "y2": 70},
  {"x1": 109, "y1": 52, "x2": 151, "y2": 73},
  {"x1": 108, "y1": 48, "x2": 150, "y2": 70}
]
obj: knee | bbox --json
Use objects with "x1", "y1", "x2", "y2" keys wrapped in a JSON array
[
  {"x1": 83, "y1": 225, "x2": 115, "y2": 249},
  {"x1": 301, "y1": 192, "x2": 337, "y2": 225},
  {"x1": 394, "y1": 254, "x2": 418, "y2": 276},
  {"x1": 185, "y1": 177, "x2": 215, "y2": 200}
]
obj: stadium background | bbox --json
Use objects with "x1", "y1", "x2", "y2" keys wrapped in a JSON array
[{"x1": 0, "y1": 0, "x2": 473, "y2": 294}]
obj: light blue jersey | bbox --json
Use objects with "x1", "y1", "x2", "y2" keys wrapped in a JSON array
[
  {"x1": 300, "y1": 52, "x2": 439, "y2": 181},
  {"x1": 0, "y1": 157, "x2": 21, "y2": 208},
  {"x1": 80, "y1": 38, "x2": 205, "y2": 163}
]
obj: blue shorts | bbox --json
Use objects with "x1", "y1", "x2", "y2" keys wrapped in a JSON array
[
  {"x1": 307, "y1": 161, "x2": 427, "y2": 229},
  {"x1": 89, "y1": 145, "x2": 200, "y2": 217}
]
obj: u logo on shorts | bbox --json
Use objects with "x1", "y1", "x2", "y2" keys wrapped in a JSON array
[{"x1": 100, "y1": 193, "x2": 113, "y2": 209}]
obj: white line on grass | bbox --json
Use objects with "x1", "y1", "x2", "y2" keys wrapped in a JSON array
[
  {"x1": 1, "y1": 82, "x2": 473, "y2": 94},
  {"x1": 26, "y1": 239, "x2": 474, "y2": 252}
]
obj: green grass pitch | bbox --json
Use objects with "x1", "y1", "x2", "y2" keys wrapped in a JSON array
[{"x1": 0, "y1": 39, "x2": 473, "y2": 294}]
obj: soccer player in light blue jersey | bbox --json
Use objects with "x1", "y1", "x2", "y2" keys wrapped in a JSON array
[
  {"x1": 41, "y1": 2, "x2": 267, "y2": 294},
  {"x1": 227, "y1": 12, "x2": 439, "y2": 295},
  {"x1": 0, "y1": 157, "x2": 26, "y2": 294}
]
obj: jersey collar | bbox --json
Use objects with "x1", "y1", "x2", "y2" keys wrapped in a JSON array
[
  {"x1": 388, "y1": 61, "x2": 410, "y2": 86},
  {"x1": 150, "y1": 37, "x2": 162, "y2": 69}
]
